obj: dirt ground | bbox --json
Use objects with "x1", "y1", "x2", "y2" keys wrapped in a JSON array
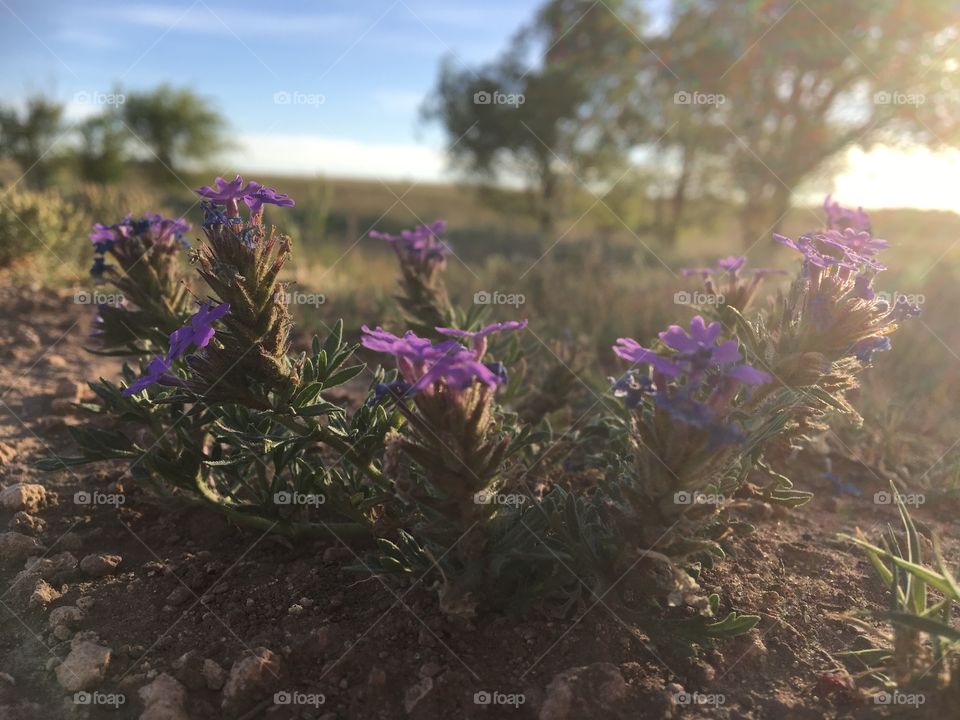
[{"x1": 1, "y1": 283, "x2": 957, "y2": 720}]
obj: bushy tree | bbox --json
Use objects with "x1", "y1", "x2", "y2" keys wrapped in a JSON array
[
  {"x1": 122, "y1": 85, "x2": 227, "y2": 181},
  {"x1": 424, "y1": 0, "x2": 637, "y2": 238},
  {"x1": 0, "y1": 96, "x2": 65, "y2": 187}
]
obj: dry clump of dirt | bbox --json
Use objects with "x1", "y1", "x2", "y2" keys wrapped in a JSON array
[{"x1": 0, "y1": 283, "x2": 955, "y2": 719}]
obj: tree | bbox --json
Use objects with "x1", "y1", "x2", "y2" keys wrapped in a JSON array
[
  {"x1": 625, "y1": 0, "x2": 960, "y2": 244},
  {"x1": 0, "y1": 96, "x2": 65, "y2": 187},
  {"x1": 424, "y1": 0, "x2": 638, "y2": 238},
  {"x1": 122, "y1": 85, "x2": 226, "y2": 181},
  {"x1": 76, "y1": 109, "x2": 128, "y2": 184}
]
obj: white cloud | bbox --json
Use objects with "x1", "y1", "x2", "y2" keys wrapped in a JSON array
[
  {"x1": 94, "y1": 4, "x2": 361, "y2": 37},
  {"x1": 230, "y1": 133, "x2": 450, "y2": 182}
]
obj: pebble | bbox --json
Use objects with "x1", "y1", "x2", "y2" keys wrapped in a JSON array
[
  {"x1": 54, "y1": 640, "x2": 111, "y2": 692},
  {"x1": 0, "y1": 484, "x2": 53, "y2": 513},
  {"x1": 0, "y1": 532, "x2": 44, "y2": 566},
  {"x1": 79, "y1": 553, "x2": 122, "y2": 578},
  {"x1": 139, "y1": 673, "x2": 189, "y2": 720}
]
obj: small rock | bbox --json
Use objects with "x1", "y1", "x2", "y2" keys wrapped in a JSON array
[
  {"x1": 54, "y1": 379, "x2": 84, "y2": 401},
  {"x1": 42, "y1": 353, "x2": 67, "y2": 367},
  {"x1": 404, "y1": 677, "x2": 434, "y2": 714},
  {"x1": 49, "y1": 606, "x2": 84, "y2": 629},
  {"x1": 52, "y1": 625, "x2": 74, "y2": 641},
  {"x1": 419, "y1": 662, "x2": 443, "y2": 678},
  {"x1": 0, "y1": 672, "x2": 14, "y2": 686},
  {"x1": 8, "y1": 511, "x2": 45, "y2": 536},
  {"x1": 0, "y1": 532, "x2": 44, "y2": 566},
  {"x1": 79, "y1": 553, "x2": 122, "y2": 578},
  {"x1": 0, "y1": 484, "x2": 53, "y2": 514},
  {"x1": 165, "y1": 586, "x2": 192, "y2": 606},
  {"x1": 55, "y1": 640, "x2": 111, "y2": 692},
  {"x1": 539, "y1": 663, "x2": 627, "y2": 720},
  {"x1": 0, "y1": 441, "x2": 17, "y2": 465},
  {"x1": 287, "y1": 604, "x2": 304, "y2": 615},
  {"x1": 139, "y1": 673, "x2": 189, "y2": 720},
  {"x1": 221, "y1": 647, "x2": 283, "y2": 715},
  {"x1": 61, "y1": 533, "x2": 83, "y2": 552},
  {"x1": 172, "y1": 652, "x2": 205, "y2": 691},
  {"x1": 30, "y1": 580, "x2": 62, "y2": 607},
  {"x1": 76, "y1": 596, "x2": 95, "y2": 612},
  {"x1": 201, "y1": 659, "x2": 226, "y2": 691}
]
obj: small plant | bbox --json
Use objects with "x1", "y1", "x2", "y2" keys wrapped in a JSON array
[
  {"x1": 88, "y1": 212, "x2": 194, "y2": 353},
  {"x1": 40, "y1": 183, "x2": 906, "y2": 640},
  {"x1": 0, "y1": 187, "x2": 87, "y2": 268},
  {"x1": 840, "y1": 483, "x2": 960, "y2": 702}
]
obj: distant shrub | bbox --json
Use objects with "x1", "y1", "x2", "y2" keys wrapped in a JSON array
[{"x1": 0, "y1": 187, "x2": 87, "y2": 268}]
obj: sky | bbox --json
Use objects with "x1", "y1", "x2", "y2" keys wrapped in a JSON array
[{"x1": 1, "y1": 0, "x2": 958, "y2": 211}]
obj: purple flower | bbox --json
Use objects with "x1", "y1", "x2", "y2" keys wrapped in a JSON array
[
  {"x1": 824, "y1": 195, "x2": 871, "y2": 233},
  {"x1": 371, "y1": 220, "x2": 450, "y2": 270},
  {"x1": 122, "y1": 302, "x2": 230, "y2": 396},
  {"x1": 361, "y1": 325, "x2": 503, "y2": 396},
  {"x1": 819, "y1": 228, "x2": 889, "y2": 258},
  {"x1": 716, "y1": 255, "x2": 747, "y2": 274},
  {"x1": 244, "y1": 184, "x2": 295, "y2": 215},
  {"x1": 435, "y1": 320, "x2": 528, "y2": 359},
  {"x1": 123, "y1": 356, "x2": 173, "y2": 396},
  {"x1": 775, "y1": 233, "x2": 853, "y2": 269},
  {"x1": 194, "y1": 175, "x2": 294, "y2": 219},
  {"x1": 615, "y1": 316, "x2": 771, "y2": 386},
  {"x1": 853, "y1": 274, "x2": 875, "y2": 301},
  {"x1": 613, "y1": 338, "x2": 683, "y2": 377},
  {"x1": 610, "y1": 371, "x2": 653, "y2": 408},
  {"x1": 850, "y1": 335, "x2": 892, "y2": 362}
]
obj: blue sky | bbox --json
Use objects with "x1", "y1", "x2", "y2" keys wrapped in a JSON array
[
  {"x1": 2, "y1": 0, "x2": 958, "y2": 208},
  {"x1": 0, "y1": 0, "x2": 543, "y2": 178}
]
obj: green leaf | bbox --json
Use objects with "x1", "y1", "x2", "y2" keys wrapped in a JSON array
[{"x1": 703, "y1": 612, "x2": 760, "y2": 638}]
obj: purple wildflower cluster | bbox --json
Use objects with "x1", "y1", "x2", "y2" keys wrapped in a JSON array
[
  {"x1": 823, "y1": 194, "x2": 871, "y2": 233},
  {"x1": 123, "y1": 302, "x2": 230, "y2": 395},
  {"x1": 613, "y1": 316, "x2": 770, "y2": 440},
  {"x1": 370, "y1": 220, "x2": 450, "y2": 271},
  {"x1": 195, "y1": 175, "x2": 295, "y2": 223},
  {"x1": 774, "y1": 197, "x2": 918, "y2": 364},
  {"x1": 89, "y1": 213, "x2": 192, "y2": 278},
  {"x1": 361, "y1": 320, "x2": 527, "y2": 400},
  {"x1": 681, "y1": 255, "x2": 785, "y2": 308}
]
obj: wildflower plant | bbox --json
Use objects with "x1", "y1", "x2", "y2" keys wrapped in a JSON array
[
  {"x1": 87, "y1": 212, "x2": 194, "y2": 354},
  {"x1": 41, "y1": 182, "x2": 908, "y2": 640},
  {"x1": 360, "y1": 321, "x2": 534, "y2": 615},
  {"x1": 370, "y1": 220, "x2": 459, "y2": 335},
  {"x1": 839, "y1": 484, "x2": 960, "y2": 698}
]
